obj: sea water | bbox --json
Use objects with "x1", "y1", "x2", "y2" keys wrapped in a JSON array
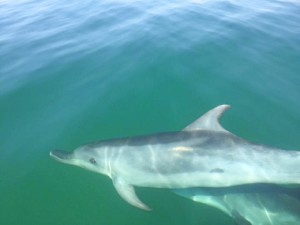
[{"x1": 0, "y1": 0, "x2": 299, "y2": 224}]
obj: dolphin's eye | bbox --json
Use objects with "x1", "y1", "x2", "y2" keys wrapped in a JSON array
[{"x1": 89, "y1": 158, "x2": 97, "y2": 164}]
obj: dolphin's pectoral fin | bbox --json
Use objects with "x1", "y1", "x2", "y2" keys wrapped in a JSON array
[
  {"x1": 184, "y1": 104, "x2": 231, "y2": 133},
  {"x1": 112, "y1": 177, "x2": 151, "y2": 211}
]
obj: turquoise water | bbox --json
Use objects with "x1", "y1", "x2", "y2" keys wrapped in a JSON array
[{"x1": 1, "y1": 0, "x2": 300, "y2": 224}]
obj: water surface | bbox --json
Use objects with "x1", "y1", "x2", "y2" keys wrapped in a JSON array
[{"x1": 0, "y1": 0, "x2": 300, "y2": 224}]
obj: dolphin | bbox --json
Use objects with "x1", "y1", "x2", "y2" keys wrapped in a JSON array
[
  {"x1": 50, "y1": 105, "x2": 300, "y2": 210},
  {"x1": 173, "y1": 184, "x2": 300, "y2": 225}
]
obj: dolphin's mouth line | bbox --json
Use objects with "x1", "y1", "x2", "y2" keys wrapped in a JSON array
[
  {"x1": 49, "y1": 151, "x2": 60, "y2": 160},
  {"x1": 50, "y1": 150, "x2": 72, "y2": 163}
]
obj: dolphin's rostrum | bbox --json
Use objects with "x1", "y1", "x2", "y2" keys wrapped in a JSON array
[{"x1": 50, "y1": 105, "x2": 300, "y2": 211}]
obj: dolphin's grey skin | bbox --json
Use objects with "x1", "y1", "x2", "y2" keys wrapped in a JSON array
[
  {"x1": 50, "y1": 105, "x2": 300, "y2": 210},
  {"x1": 173, "y1": 184, "x2": 300, "y2": 225}
]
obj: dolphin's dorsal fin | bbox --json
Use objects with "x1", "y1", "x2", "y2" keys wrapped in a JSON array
[
  {"x1": 183, "y1": 105, "x2": 230, "y2": 133},
  {"x1": 112, "y1": 177, "x2": 151, "y2": 211}
]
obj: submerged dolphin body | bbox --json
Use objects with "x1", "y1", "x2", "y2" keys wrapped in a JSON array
[
  {"x1": 173, "y1": 184, "x2": 300, "y2": 225},
  {"x1": 50, "y1": 105, "x2": 300, "y2": 210}
]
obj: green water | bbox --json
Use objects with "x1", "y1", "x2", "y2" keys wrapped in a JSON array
[{"x1": 0, "y1": 0, "x2": 300, "y2": 224}]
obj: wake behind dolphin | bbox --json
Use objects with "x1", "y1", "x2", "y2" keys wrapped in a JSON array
[{"x1": 50, "y1": 105, "x2": 300, "y2": 210}]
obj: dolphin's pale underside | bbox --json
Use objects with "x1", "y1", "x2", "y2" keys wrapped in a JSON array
[{"x1": 50, "y1": 105, "x2": 300, "y2": 210}]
